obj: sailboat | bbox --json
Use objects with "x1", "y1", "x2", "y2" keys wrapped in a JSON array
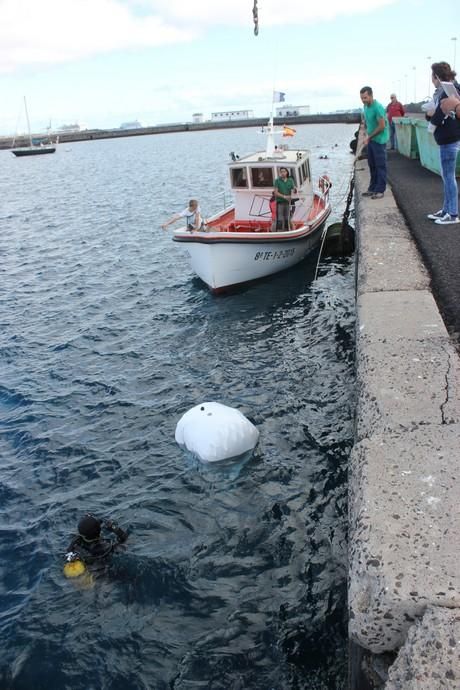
[{"x1": 11, "y1": 98, "x2": 57, "y2": 157}]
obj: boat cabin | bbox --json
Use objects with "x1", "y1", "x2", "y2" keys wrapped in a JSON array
[{"x1": 228, "y1": 148, "x2": 313, "y2": 223}]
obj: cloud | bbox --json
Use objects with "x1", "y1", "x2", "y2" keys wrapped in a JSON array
[
  {"x1": 143, "y1": 0, "x2": 399, "y2": 26},
  {"x1": 149, "y1": 73, "x2": 362, "y2": 123},
  {"x1": 0, "y1": 0, "x2": 195, "y2": 73},
  {"x1": 1, "y1": 0, "x2": 400, "y2": 73}
]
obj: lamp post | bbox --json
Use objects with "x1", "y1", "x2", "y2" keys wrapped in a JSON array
[
  {"x1": 404, "y1": 73, "x2": 408, "y2": 104},
  {"x1": 412, "y1": 66, "x2": 416, "y2": 103},
  {"x1": 452, "y1": 37, "x2": 457, "y2": 70},
  {"x1": 426, "y1": 56, "x2": 432, "y2": 96}
]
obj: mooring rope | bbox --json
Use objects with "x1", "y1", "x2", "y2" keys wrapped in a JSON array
[
  {"x1": 341, "y1": 176, "x2": 355, "y2": 230},
  {"x1": 313, "y1": 225, "x2": 330, "y2": 282},
  {"x1": 312, "y1": 171, "x2": 355, "y2": 283}
]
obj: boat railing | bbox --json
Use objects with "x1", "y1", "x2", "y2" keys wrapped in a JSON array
[
  {"x1": 208, "y1": 189, "x2": 231, "y2": 212},
  {"x1": 318, "y1": 174, "x2": 332, "y2": 197}
]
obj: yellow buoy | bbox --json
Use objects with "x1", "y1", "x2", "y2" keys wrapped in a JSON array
[{"x1": 63, "y1": 559, "x2": 86, "y2": 578}]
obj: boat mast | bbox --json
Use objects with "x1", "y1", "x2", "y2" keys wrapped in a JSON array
[
  {"x1": 265, "y1": 92, "x2": 285, "y2": 157},
  {"x1": 24, "y1": 96, "x2": 32, "y2": 147},
  {"x1": 265, "y1": 97, "x2": 276, "y2": 157}
]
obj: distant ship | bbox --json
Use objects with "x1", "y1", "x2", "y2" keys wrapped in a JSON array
[
  {"x1": 119, "y1": 120, "x2": 143, "y2": 130},
  {"x1": 56, "y1": 123, "x2": 87, "y2": 133}
]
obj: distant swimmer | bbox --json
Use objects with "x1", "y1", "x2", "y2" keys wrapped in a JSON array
[{"x1": 63, "y1": 514, "x2": 128, "y2": 579}]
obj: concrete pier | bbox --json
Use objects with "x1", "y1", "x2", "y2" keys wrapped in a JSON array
[
  {"x1": 350, "y1": 150, "x2": 460, "y2": 687},
  {"x1": 0, "y1": 113, "x2": 360, "y2": 150}
]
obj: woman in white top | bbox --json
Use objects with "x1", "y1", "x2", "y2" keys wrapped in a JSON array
[{"x1": 162, "y1": 199, "x2": 203, "y2": 232}]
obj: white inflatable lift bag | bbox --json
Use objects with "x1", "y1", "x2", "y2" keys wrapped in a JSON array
[{"x1": 175, "y1": 402, "x2": 259, "y2": 463}]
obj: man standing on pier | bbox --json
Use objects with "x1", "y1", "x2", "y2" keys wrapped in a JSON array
[
  {"x1": 386, "y1": 93, "x2": 405, "y2": 149},
  {"x1": 360, "y1": 86, "x2": 390, "y2": 199}
]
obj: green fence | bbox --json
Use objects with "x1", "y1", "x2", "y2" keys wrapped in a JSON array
[
  {"x1": 394, "y1": 116, "x2": 460, "y2": 177},
  {"x1": 393, "y1": 117, "x2": 419, "y2": 159}
]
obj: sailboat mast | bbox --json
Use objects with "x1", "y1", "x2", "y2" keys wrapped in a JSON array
[{"x1": 24, "y1": 96, "x2": 32, "y2": 147}]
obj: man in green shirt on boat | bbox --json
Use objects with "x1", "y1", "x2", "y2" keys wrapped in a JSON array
[
  {"x1": 360, "y1": 86, "x2": 390, "y2": 199},
  {"x1": 273, "y1": 167, "x2": 296, "y2": 231}
]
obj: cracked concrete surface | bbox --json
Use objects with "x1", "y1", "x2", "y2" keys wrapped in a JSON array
[
  {"x1": 386, "y1": 607, "x2": 460, "y2": 689},
  {"x1": 350, "y1": 159, "x2": 460, "y2": 686}
]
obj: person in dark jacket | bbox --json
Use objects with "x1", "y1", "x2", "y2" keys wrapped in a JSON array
[
  {"x1": 426, "y1": 61, "x2": 460, "y2": 225},
  {"x1": 64, "y1": 514, "x2": 128, "y2": 578}
]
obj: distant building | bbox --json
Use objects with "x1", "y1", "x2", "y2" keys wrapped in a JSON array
[
  {"x1": 211, "y1": 110, "x2": 254, "y2": 122},
  {"x1": 119, "y1": 120, "x2": 143, "y2": 129},
  {"x1": 275, "y1": 105, "x2": 310, "y2": 117},
  {"x1": 192, "y1": 113, "x2": 204, "y2": 124}
]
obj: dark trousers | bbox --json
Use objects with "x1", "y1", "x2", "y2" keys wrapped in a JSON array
[
  {"x1": 276, "y1": 202, "x2": 290, "y2": 230},
  {"x1": 367, "y1": 139, "x2": 387, "y2": 193}
]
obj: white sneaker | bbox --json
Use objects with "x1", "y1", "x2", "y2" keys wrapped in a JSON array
[
  {"x1": 434, "y1": 214, "x2": 460, "y2": 225},
  {"x1": 427, "y1": 209, "x2": 446, "y2": 220}
]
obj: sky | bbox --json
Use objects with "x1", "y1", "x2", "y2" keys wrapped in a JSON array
[{"x1": 0, "y1": 0, "x2": 458, "y2": 135}]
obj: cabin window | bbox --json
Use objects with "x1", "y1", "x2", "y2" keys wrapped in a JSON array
[
  {"x1": 231, "y1": 167, "x2": 248, "y2": 188},
  {"x1": 302, "y1": 161, "x2": 310, "y2": 181},
  {"x1": 251, "y1": 167, "x2": 274, "y2": 188}
]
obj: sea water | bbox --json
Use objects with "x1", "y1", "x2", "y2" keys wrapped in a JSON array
[{"x1": 0, "y1": 123, "x2": 357, "y2": 690}]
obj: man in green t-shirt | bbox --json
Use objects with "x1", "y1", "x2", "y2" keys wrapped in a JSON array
[
  {"x1": 360, "y1": 86, "x2": 390, "y2": 199},
  {"x1": 273, "y1": 167, "x2": 295, "y2": 230}
]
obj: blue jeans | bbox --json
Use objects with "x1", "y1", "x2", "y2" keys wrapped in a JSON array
[
  {"x1": 367, "y1": 139, "x2": 387, "y2": 193},
  {"x1": 440, "y1": 141, "x2": 460, "y2": 217}
]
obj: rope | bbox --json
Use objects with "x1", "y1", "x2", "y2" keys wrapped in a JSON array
[
  {"x1": 341, "y1": 177, "x2": 355, "y2": 229},
  {"x1": 313, "y1": 225, "x2": 329, "y2": 282},
  {"x1": 146, "y1": 467, "x2": 191, "y2": 495},
  {"x1": 253, "y1": 0, "x2": 259, "y2": 35},
  {"x1": 313, "y1": 170, "x2": 355, "y2": 282}
]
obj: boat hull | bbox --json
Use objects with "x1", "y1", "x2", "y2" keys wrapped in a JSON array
[
  {"x1": 12, "y1": 147, "x2": 56, "y2": 157},
  {"x1": 174, "y1": 211, "x2": 330, "y2": 292}
]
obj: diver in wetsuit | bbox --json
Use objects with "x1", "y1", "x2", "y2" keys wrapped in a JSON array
[{"x1": 64, "y1": 514, "x2": 128, "y2": 578}]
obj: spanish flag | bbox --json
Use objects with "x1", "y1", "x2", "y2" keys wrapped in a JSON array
[{"x1": 282, "y1": 126, "x2": 296, "y2": 137}]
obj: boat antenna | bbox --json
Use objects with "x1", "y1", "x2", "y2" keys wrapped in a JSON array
[{"x1": 265, "y1": 108, "x2": 276, "y2": 157}]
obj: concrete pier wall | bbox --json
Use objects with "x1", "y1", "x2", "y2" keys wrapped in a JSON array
[
  {"x1": 0, "y1": 113, "x2": 360, "y2": 150},
  {"x1": 350, "y1": 154, "x2": 460, "y2": 687}
]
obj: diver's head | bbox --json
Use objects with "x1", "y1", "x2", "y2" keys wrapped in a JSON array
[{"x1": 78, "y1": 514, "x2": 101, "y2": 542}]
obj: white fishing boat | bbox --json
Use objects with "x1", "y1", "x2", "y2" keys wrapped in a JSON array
[{"x1": 172, "y1": 117, "x2": 331, "y2": 293}]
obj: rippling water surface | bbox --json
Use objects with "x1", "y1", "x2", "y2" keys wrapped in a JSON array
[{"x1": 0, "y1": 124, "x2": 356, "y2": 689}]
